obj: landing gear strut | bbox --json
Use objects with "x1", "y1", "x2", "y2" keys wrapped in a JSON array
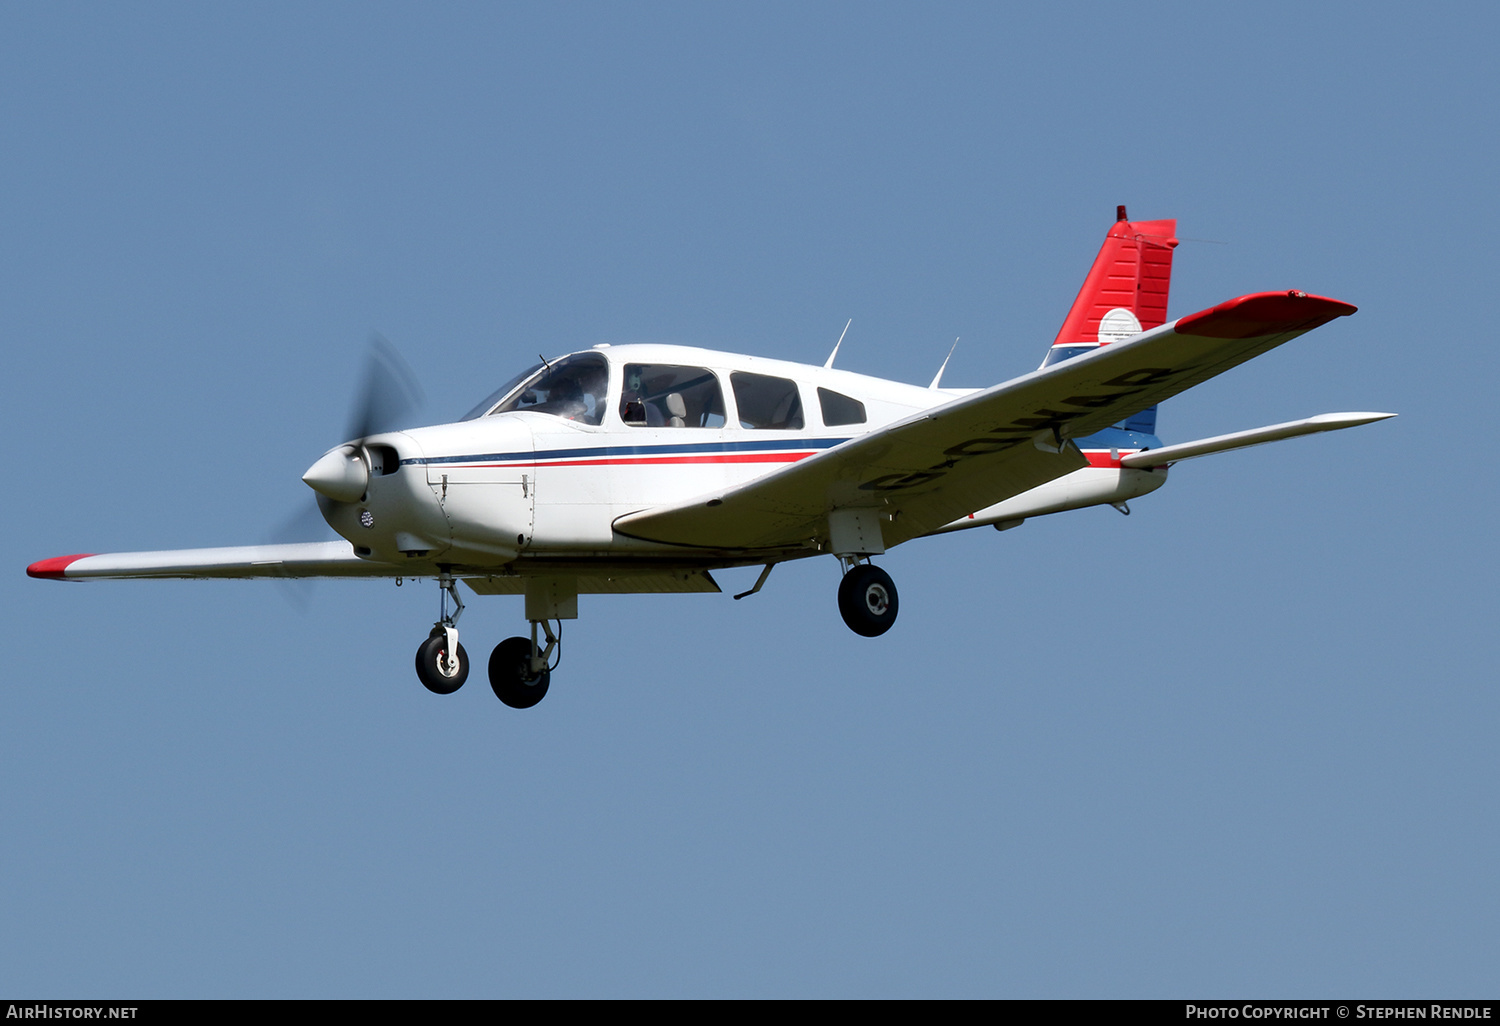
[
  {"x1": 489, "y1": 620, "x2": 557, "y2": 709},
  {"x1": 413, "y1": 576, "x2": 571, "y2": 708},
  {"x1": 837, "y1": 560, "x2": 899, "y2": 637},
  {"x1": 414, "y1": 573, "x2": 469, "y2": 694}
]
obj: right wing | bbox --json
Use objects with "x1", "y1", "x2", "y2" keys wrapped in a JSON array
[
  {"x1": 27, "y1": 541, "x2": 395, "y2": 580},
  {"x1": 614, "y1": 291, "x2": 1358, "y2": 553}
]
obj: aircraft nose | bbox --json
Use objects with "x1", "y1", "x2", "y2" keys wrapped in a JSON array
[{"x1": 302, "y1": 445, "x2": 369, "y2": 503}]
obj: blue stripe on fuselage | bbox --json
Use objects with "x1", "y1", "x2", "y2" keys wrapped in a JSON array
[{"x1": 404, "y1": 436, "x2": 853, "y2": 468}]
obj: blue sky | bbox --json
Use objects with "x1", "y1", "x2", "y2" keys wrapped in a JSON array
[{"x1": 3, "y1": 2, "x2": 1494, "y2": 997}]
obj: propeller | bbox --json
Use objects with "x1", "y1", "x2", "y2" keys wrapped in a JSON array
[
  {"x1": 347, "y1": 332, "x2": 425, "y2": 442},
  {"x1": 304, "y1": 334, "x2": 426, "y2": 502},
  {"x1": 265, "y1": 501, "x2": 334, "y2": 610},
  {"x1": 275, "y1": 335, "x2": 429, "y2": 607}
]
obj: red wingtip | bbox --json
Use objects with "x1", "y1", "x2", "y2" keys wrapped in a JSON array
[
  {"x1": 1174, "y1": 291, "x2": 1357, "y2": 339},
  {"x1": 27, "y1": 554, "x2": 93, "y2": 579}
]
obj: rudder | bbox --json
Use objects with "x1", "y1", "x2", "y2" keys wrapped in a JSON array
[
  {"x1": 1043, "y1": 206, "x2": 1179, "y2": 438},
  {"x1": 1043, "y1": 206, "x2": 1179, "y2": 366}
]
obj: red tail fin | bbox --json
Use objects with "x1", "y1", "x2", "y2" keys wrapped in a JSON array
[{"x1": 1049, "y1": 208, "x2": 1179, "y2": 354}]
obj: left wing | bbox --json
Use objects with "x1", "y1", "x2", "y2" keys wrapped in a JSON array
[
  {"x1": 27, "y1": 541, "x2": 393, "y2": 580},
  {"x1": 614, "y1": 291, "x2": 1357, "y2": 552}
]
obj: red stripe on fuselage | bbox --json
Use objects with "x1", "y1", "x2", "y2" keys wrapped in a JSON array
[{"x1": 461, "y1": 452, "x2": 818, "y2": 470}]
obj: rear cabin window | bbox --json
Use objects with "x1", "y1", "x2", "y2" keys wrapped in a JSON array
[
  {"x1": 817, "y1": 387, "x2": 866, "y2": 427},
  {"x1": 619, "y1": 364, "x2": 726, "y2": 428},
  {"x1": 731, "y1": 373, "x2": 803, "y2": 430}
]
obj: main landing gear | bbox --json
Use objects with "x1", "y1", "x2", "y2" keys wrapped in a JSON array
[
  {"x1": 487, "y1": 622, "x2": 556, "y2": 709},
  {"x1": 837, "y1": 560, "x2": 899, "y2": 637},
  {"x1": 412, "y1": 574, "x2": 560, "y2": 708}
]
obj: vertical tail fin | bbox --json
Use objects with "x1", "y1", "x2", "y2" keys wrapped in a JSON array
[
  {"x1": 1044, "y1": 206, "x2": 1179, "y2": 362},
  {"x1": 1042, "y1": 207, "x2": 1179, "y2": 435}
]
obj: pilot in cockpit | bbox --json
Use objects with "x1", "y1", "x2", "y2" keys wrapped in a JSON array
[{"x1": 620, "y1": 367, "x2": 662, "y2": 426}]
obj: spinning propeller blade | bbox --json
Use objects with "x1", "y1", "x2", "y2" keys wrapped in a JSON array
[
  {"x1": 291, "y1": 333, "x2": 429, "y2": 598},
  {"x1": 346, "y1": 333, "x2": 425, "y2": 441}
]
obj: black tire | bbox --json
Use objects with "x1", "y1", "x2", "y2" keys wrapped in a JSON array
[
  {"x1": 488, "y1": 636, "x2": 551, "y2": 709},
  {"x1": 837, "y1": 563, "x2": 899, "y2": 637},
  {"x1": 415, "y1": 632, "x2": 469, "y2": 694}
]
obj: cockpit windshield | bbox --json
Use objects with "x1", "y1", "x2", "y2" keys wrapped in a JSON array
[
  {"x1": 460, "y1": 363, "x2": 543, "y2": 421},
  {"x1": 463, "y1": 353, "x2": 610, "y2": 425}
]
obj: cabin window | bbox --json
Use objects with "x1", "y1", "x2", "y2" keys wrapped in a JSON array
[
  {"x1": 817, "y1": 387, "x2": 866, "y2": 426},
  {"x1": 489, "y1": 353, "x2": 610, "y2": 425},
  {"x1": 731, "y1": 373, "x2": 803, "y2": 430},
  {"x1": 619, "y1": 364, "x2": 726, "y2": 428}
]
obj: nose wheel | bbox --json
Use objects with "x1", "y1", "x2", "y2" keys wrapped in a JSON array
[
  {"x1": 415, "y1": 627, "x2": 469, "y2": 694},
  {"x1": 414, "y1": 573, "x2": 469, "y2": 694},
  {"x1": 837, "y1": 562, "x2": 899, "y2": 637}
]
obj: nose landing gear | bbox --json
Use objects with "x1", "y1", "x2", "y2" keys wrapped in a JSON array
[
  {"x1": 416, "y1": 628, "x2": 469, "y2": 694},
  {"x1": 414, "y1": 573, "x2": 469, "y2": 694}
]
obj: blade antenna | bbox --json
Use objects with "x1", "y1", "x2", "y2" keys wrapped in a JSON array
[
  {"x1": 929, "y1": 337, "x2": 960, "y2": 389},
  {"x1": 823, "y1": 319, "x2": 852, "y2": 369}
]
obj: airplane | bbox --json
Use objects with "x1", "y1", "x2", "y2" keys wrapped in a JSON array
[{"x1": 28, "y1": 208, "x2": 1393, "y2": 709}]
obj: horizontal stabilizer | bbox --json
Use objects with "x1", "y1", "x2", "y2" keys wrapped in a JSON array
[{"x1": 1119, "y1": 412, "x2": 1395, "y2": 468}]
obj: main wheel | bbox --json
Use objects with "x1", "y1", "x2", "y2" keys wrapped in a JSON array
[
  {"x1": 488, "y1": 636, "x2": 551, "y2": 709},
  {"x1": 837, "y1": 563, "x2": 899, "y2": 637},
  {"x1": 415, "y1": 631, "x2": 469, "y2": 694}
]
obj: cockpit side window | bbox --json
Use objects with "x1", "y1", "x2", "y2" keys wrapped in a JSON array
[
  {"x1": 732, "y1": 373, "x2": 803, "y2": 430},
  {"x1": 489, "y1": 353, "x2": 610, "y2": 425},
  {"x1": 817, "y1": 387, "x2": 866, "y2": 427},
  {"x1": 619, "y1": 364, "x2": 726, "y2": 428}
]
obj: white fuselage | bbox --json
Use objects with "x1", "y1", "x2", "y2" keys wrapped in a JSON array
[{"x1": 315, "y1": 343, "x2": 1165, "y2": 575}]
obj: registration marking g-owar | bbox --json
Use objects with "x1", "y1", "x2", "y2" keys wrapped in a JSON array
[{"x1": 858, "y1": 366, "x2": 1191, "y2": 493}]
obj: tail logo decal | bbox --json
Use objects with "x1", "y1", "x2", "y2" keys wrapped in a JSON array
[{"x1": 1097, "y1": 308, "x2": 1143, "y2": 344}]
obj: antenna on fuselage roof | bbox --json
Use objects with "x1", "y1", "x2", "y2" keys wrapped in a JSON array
[
  {"x1": 929, "y1": 337, "x2": 960, "y2": 389},
  {"x1": 823, "y1": 319, "x2": 852, "y2": 369}
]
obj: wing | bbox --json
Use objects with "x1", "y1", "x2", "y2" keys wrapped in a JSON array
[
  {"x1": 614, "y1": 291, "x2": 1357, "y2": 552},
  {"x1": 27, "y1": 540, "x2": 395, "y2": 580}
]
